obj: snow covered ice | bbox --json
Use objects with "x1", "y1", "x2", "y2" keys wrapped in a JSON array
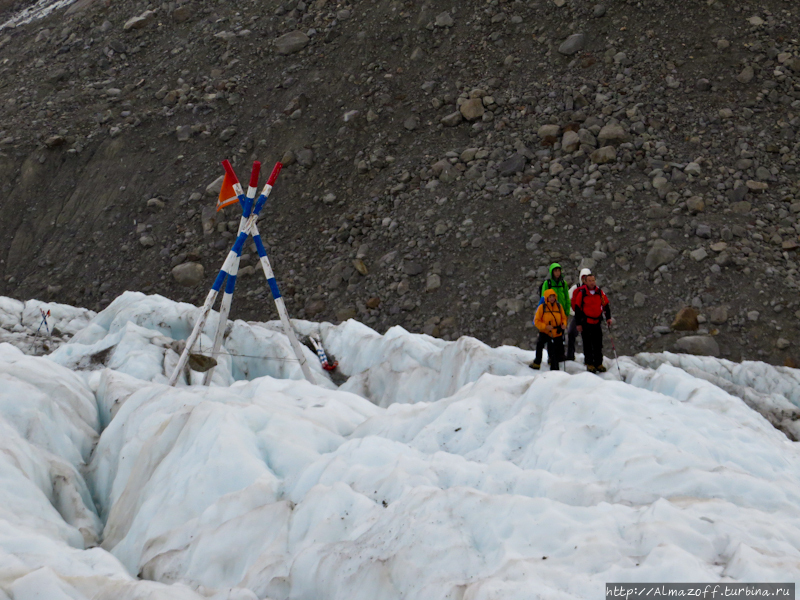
[{"x1": 0, "y1": 291, "x2": 799, "y2": 599}]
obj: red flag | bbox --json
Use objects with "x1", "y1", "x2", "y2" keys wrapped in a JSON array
[{"x1": 215, "y1": 171, "x2": 239, "y2": 212}]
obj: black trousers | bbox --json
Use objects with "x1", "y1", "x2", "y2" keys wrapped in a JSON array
[
  {"x1": 581, "y1": 322, "x2": 603, "y2": 367},
  {"x1": 534, "y1": 332, "x2": 564, "y2": 370},
  {"x1": 566, "y1": 318, "x2": 579, "y2": 360}
]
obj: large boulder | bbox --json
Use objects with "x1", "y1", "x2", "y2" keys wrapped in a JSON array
[
  {"x1": 561, "y1": 130, "x2": 580, "y2": 152},
  {"x1": 674, "y1": 335, "x2": 720, "y2": 357},
  {"x1": 645, "y1": 239, "x2": 678, "y2": 271},
  {"x1": 558, "y1": 33, "x2": 585, "y2": 55},
  {"x1": 459, "y1": 98, "x2": 484, "y2": 121},
  {"x1": 671, "y1": 307, "x2": 699, "y2": 331},
  {"x1": 597, "y1": 123, "x2": 629, "y2": 144},
  {"x1": 172, "y1": 263, "x2": 205, "y2": 287},
  {"x1": 276, "y1": 31, "x2": 310, "y2": 55},
  {"x1": 123, "y1": 10, "x2": 155, "y2": 30},
  {"x1": 590, "y1": 146, "x2": 617, "y2": 164},
  {"x1": 497, "y1": 154, "x2": 526, "y2": 176}
]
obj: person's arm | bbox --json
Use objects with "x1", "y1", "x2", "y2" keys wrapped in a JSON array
[{"x1": 534, "y1": 305, "x2": 548, "y2": 333}]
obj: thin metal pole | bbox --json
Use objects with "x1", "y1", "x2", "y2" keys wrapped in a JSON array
[{"x1": 607, "y1": 321, "x2": 623, "y2": 380}]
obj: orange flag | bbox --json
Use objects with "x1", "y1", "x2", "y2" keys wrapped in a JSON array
[{"x1": 215, "y1": 172, "x2": 239, "y2": 212}]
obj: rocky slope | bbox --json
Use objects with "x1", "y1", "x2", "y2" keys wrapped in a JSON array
[{"x1": 0, "y1": 0, "x2": 799, "y2": 364}]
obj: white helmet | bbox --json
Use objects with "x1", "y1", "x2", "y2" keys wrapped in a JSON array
[{"x1": 579, "y1": 268, "x2": 592, "y2": 280}]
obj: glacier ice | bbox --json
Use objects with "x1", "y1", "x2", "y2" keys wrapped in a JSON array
[{"x1": 0, "y1": 291, "x2": 797, "y2": 599}]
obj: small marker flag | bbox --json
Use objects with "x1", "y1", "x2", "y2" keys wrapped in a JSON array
[{"x1": 215, "y1": 171, "x2": 239, "y2": 212}]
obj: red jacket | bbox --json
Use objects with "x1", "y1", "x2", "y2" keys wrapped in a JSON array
[{"x1": 573, "y1": 285, "x2": 611, "y2": 325}]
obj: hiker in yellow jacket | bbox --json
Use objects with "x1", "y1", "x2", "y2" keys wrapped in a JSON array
[{"x1": 531, "y1": 288, "x2": 567, "y2": 371}]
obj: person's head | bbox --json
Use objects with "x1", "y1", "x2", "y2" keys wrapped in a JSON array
[
  {"x1": 585, "y1": 275, "x2": 596, "y2": 288},
  {"x1": 579, "y1": 268, "x2": 592, "y2": 284},
  {"x1": 549, "y1": 263, "x2": 562, "y2": 281},
  {"x1": 544, "y1": 289, "x2": 558, "y2": 303}
]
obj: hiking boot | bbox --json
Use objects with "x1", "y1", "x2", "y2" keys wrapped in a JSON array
[
  {"x1": 586, "y1": 365, "x2": 597, "y2": 373},
  {"x1": 529, "y1": 362, "x2": 541, "y2": 370},
  {"x1": 596, "y1": 364, "x2": 607, "y2": 373}
]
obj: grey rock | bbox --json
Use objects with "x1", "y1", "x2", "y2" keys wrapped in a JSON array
[
  {"x1": 441, "y1": 111, "x2": 463, "y2": 127},
  {"x1": 403, "y1": 261, "x2": 424, "y2": 276},
  {"x1": 755, "y1": 166, "x2": 772, "y2": 181},
  {"x1": 633, "y1": 292, "x2": 646, "y2": 308},
  {"x1": 176, "y1": 125, "x2": 191, "y2": 142},
  {"x1": 426, "y1": 273, "x2": 441, "y2": 292},
  {"x1": 434, "y1": 12, "x2": 454, "y2": 27},
  {"x1": 731, "y1": 201, "x2": 751, "y2": 214},
  {"x1": 173, "y1": 4, "x2": 193, "y2": 22},
  {"x1": 403, "y1": 115, "x2": 419, "y2": 131},
  {"x1": 736, "y1": 65, "x2": 755, "y2": 84},
  {"x1": 686, "y1": 196, "x2": 705, "y2": 213},
  {"x1": 219, "y1": 127, "x2": 237, "y2": 142},
  {"x1": 674, "y1": 335, "x2": 720, "y2": 357},
  {"x1": 597, "y1": 123, "x2": 628, "y2": 144},
  {"x1": 696, "y1": 78, "x2": 711, "y2": 91},
  {"x1": 558, "y1": 33, "x2": 585, "y2": 56},
  {"x1": 276, "y1": 31, "x2": 310, "y2": 55},
  {"x1": 172, "y1": 262, "x2": 205, "y2": 286},
  {"x1": 497, "y1": 154, "x2": 526, "y2": 176},
  {"x1": 538, "y1": 124, "x2": 560, "y2": 139},
  {"x1": 296, "y1": 148, "x2": 315, "y2": 167},
  {"x1": 336, "y1": 308, "x2": 358, "y2": 321},
  {"x1": 690, "y1": 248, "x2": 708, "y2": 262},
  {"x1": 777, "y1": 338, "x2": 791, "y2": 350},
  {"x1": 561, "y1": 130, "x2": 580, "y2": 153},
  {"x1": 590, "y1": 146, "x2": 617, "y2": 164},
  {"x1": 645, "y1": 239, "x2": 678, "y2": 271},
  {"x1": 709, "y1": 306, "x2": 728, "y2": 324},
  {"x1": 459, "y1": 98, "x2": 484, "y2": 121},
  {"x1": 206, "y1": 175, "x2": 224, "y2": 197},
  {"x1": 728, "y1": 186, "x2": 748, "y2": 202},
  {"x1": 123, "y1": 10, "x2": 155, "y2": 30},
  {"x1": 684, "y1": 162, "x2": 702, "y2": 176},
  {"x1": 593, "y1": 4, "x2": 606, "y2": 17}
]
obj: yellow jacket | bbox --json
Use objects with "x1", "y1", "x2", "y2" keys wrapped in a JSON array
[{"x1": 535, "y1": 289, "x2": 567, "y2": 337}]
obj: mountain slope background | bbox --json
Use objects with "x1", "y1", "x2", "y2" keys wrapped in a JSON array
[{"x1": 0, "y1": 0, "x2": 799, "y2": 363}]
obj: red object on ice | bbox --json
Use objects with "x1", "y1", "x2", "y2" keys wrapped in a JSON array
[
  {"x1": 221, "y1": 159, "x2": 240, "y2": 184},
  {"x1": 322, "y1": 361, "x2": 338, "y2": 371},
  {"x1": 249, "y1": 161, "x2": 261, "y2": 188},
  {"x1": 267, "y1": 162, "x2": 283, "y2": 186}
]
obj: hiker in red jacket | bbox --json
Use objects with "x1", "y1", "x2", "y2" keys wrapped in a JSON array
[{"x1": 572, "y1": 274, "x2": 612, "y2": 373}]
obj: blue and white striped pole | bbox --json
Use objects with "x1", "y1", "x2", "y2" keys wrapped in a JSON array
[{"x1": 201, "y1": 162, "x2": 261, "y2": 385}]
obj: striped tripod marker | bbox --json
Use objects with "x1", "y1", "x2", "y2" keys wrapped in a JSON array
[{"x1": 169, "y1": 160, "x2": 315, "y2": 387}]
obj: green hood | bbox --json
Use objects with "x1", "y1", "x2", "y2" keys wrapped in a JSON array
[{"x1": 548, "y1": 263, "x2": 562, "y2": 280}]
